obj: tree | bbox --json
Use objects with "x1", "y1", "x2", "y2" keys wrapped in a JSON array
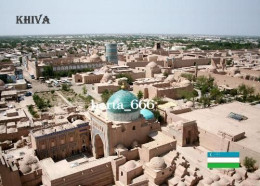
[
  {"x1": 163, "y1": 72, "x2": 169, "y2": 77},
  {"x1": 101, "y1": 89, "x2": 113, "y2": 103},
  {"x1": 116, "y1": 73, "x2": 133, "y2": 85},
  {"x1": 243, "y1": 157, "x2": 257, "y2": 172},
  {"x1": 42, "y1": 65, "x2": 54, "y2": 78},
  {"x1": 137, "y1": 91, "x2": 143, "y2": 100},
  {"x1": 82, "y1": 85, "x2": 87, "y2": 94},
  {"x1": 62, "y1": 84, "x2": 70, "y2": 91},
  {"x1": 152, "y1": 110, "x2": 163, "y2": 122}
]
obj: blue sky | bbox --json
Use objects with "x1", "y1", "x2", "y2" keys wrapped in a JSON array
[{"x1": 0, "y1": 0, "x2": 260, "y2": 36}]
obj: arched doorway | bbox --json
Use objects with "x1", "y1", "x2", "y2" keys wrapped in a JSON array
[{"x1": 94, "y1": 134, "x2": 104, "y2": 158}]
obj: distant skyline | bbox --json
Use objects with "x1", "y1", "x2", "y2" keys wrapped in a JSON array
[{"x1": 0, "y1": 0, "x2": 260, "y2": 36}]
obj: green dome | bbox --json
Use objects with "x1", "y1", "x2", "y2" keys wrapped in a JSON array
[{"x1": 107, "y1": 90, "x2": 139, "y2": 113}]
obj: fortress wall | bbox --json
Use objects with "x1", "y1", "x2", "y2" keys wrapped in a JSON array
[
  {"x1": 174, "y1": 58, "x2": 211, "y2": 68},
  {"x1": 198, "y1": 71, "x2": 260, "y2": 94}
]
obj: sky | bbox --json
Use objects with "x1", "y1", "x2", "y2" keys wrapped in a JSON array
[{"x1": 0, "y1": 0, "x2": 260, "y2": 36}]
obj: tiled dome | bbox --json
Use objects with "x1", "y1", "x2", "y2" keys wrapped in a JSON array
[
  {"x1": 107, "y1": 90, "x2": 139, "y2": 114},
  {"x1": 140, "y1": 109, "x2": 154, "y2": 120}
]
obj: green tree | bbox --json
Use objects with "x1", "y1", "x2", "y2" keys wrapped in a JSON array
[
  {"x1": 137, "y1": 91, "x2": 143, "y2": 100},
  {"x1": 116, "y1": 73, "x2": 133, "y2": 85},
  {"x1": 243, "y1": 157, "x2": 257, "y2": 172},
  {"x1": 42, "y1": 65, "x2": 54, "y2": 78},
  {"x1": 101, "y1": 89, "x2": 113, "y2": 103},
  {"x1": 62, "y1": 84, "x2": 70, "y2": 91},
  {"x1": 163, "y1": 72, "x2": 169, "y2": 77},
  {"x1": 152, "y1": 110, "x2": 163, "y2": 122},
  {"x1": 82, "y1": 85, "x2": 87, "y2": 94}
]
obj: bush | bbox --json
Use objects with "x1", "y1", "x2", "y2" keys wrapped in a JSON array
[
  {"x1": 137, "y1": 91, "x2": 143, "y2": 100},
  {"x1": 62, "y1": 84, "x2": 70, "y2": 91},
  {"x1": 101, "y1": 89, "x2": 113, "y2": 103},
  {"x1": 243, "y1": 157, "x2": 257, "y2": 172}
]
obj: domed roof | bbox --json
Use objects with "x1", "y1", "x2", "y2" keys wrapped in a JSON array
[
  {"x1": 90, "y1": 54, "x2": 101, "y2": 62},
  {"x1": 72, "y1": 119, "x2": 86, "y2": 126},
  {"x1": 146, "y1": 62, "x2": 158, "y2": 68},
  {"x1": 124, "y1": 160, "x2": 136, "y2": 170},
  {"x1": 140, "y1": 109, "x2": 154, "y2": 120},
  {"x1": 0, "y1": 79, "x2": 5, "y2": 86},
  {"x1": 20, "y1": 163, "x2": 32, "y2": 174},
  {"x1": 23, "y1": 155, "x2": 38, "y2": 165},
  {"x1": 234, "y1": 73, "x2": 243, "y2": 78},
  {"x1": 107, "y1": 90, "x2": 139, "y2": 113},
  {"x1": 211, "y1": 174, "x2": 220, "y2": 181},
  {"x1": 164, "y1": 75, "x2": 175, "y2": 83},
  {"x1": 219, "y1": 177, "x2": 229, "y2": 185},
  {"x1": 149, "y1": 157, "x2": 166, "y2": 170},
  {"x1": 203, "y1": 177, "x2": 214, "y2": 184},
  {"x1": 186, "y1": 101, "x2": 193, "y2": 107},
  {"x1": 180, "y1": 79, "x2": 191, "y2": 86},
  {"x1": 233, "y1": 173, "x2": 242, "y2": 181},
  {"x1": 101, "y1": 73, "x2": 113, "y2": 83},
  {"x1": 90, "y1": 54, "x2": 100, "y2": 59}
]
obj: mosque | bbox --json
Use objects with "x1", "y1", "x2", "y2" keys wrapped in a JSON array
[{"x1": 89, "y1": 84, "x2": 161, "y2": 158}]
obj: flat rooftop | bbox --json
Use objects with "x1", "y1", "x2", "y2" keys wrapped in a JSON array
[
  {"x1": 178, "y1": 101, "x2": 260, "y2": 153},
  {"x1": 40, "y1": 156, "x2": 116, "y2": 180}
]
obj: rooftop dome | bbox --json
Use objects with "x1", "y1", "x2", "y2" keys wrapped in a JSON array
[
  {"x1": 180, "y1": 79, "x2": 191, "y2": 86},
  {"x1": 140, "y1": 109, "x2": 154, "y2": 120},
  {"x1": 233, "y1": 173, "x2": 242, "y2": 181},
  {"x1": 211, "y1": 174, "x2": 220, "y2": 181},
  {"x1": 72, "y1": 119, "x2": 86, "y2": 126},
  {"x1": 124, "y1": 160, "x2": 136, "y2": 170},
  {"x1": 164, "y1": 75, "x2": 175, "y2": 83},
  {"x1": 107, "y1": 90, "x2": 139, "y2": 114},
  {"x1": 0, "y1": 79, "x2": 5, "y2": 86},
  {"x1": 23, "y1": 154, "x2": 38, "y2": 165},
  {"x1": 186, "y1": 101, "x2": 194, "y2": 108},
  {"x1": 149, "y1": 157, "x2": 166, "y2": 170},
  {"x1": 146, "y1": 62, "x2": 158, "y2": 68},
  {"x1": 203, "y1": 177, "x2": 214, "y2": 184},
  {"x1": 219, "y1": 178, "x2": 229, "y2": 185},
  {"x1": 20, "y1": 164, "x2": 32, "y2": 174},
  {"x1": 107, "y1": 90, "x2": 140, "y2": 122},
  {"x1": 90, "y1": 54, "x2": 101, "y2": 62},
  {"x1": 101, "y1": 73, "x2": 113, "y2": 83}
]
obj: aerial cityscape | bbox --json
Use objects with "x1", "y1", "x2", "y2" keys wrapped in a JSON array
[{"x1": 1, "y1": 0, "x2": 260, "y2": 186}]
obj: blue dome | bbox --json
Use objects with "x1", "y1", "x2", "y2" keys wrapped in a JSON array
[
  {"x1": 107, "y1": 90, "x2": 139, "y2": 113},
  {"x1": 140, "y1": 109, "x2": 154, "y2": 120}
]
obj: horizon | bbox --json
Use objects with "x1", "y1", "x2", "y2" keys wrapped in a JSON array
[{"x1": 1, "y1": 0, "x2": 260, "y2": 37}]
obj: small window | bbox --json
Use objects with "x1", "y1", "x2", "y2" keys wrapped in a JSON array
[
  {"x1": 121, "y1": 171, "x2": 123, "y2": 176},
  {"x1": 132, "y1": 126, "x2": 136, "y2": 130}
]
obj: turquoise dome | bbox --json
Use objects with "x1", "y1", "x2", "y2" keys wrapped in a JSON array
[
  {"x1": 107, "y1": 90, "x2": 139, "y2": 113},
  {"x1": 140, "y1": 109, "x2": 155, "y2": 120}
]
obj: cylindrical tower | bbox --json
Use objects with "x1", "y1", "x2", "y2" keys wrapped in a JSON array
[{"x1": 105, "y1": 43, "x2": 118, "y2": 64}]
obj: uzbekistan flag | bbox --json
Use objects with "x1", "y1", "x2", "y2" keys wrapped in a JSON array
[{"x1": 207, "y1": 152, "x2": 240, "y2": 168}]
